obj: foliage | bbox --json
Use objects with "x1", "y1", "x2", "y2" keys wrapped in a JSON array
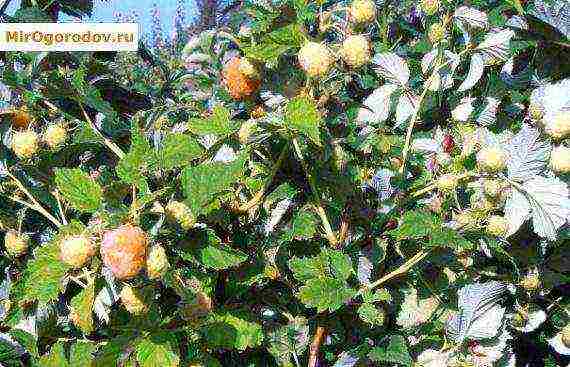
[{"x1": 0, "y1": 0, "x2": 569, "y2": 366}]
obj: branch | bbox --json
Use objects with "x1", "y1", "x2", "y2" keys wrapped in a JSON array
[{"x1": 308, "y1": 326, "x2": 326, "y2": 367}]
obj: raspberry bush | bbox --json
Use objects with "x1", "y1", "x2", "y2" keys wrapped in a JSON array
[{"x1": 0, "y1": 0, "x2": 569, "y2": 366}]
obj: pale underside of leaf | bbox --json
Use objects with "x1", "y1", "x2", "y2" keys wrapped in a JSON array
[
  {"x1": 506, "y1": 125, "x2": 551, "y2": 181},
  {"x1": 372, "y1": 53, "x2": 410, "y2": 86},
  {"x1": 395, "y1": 91, "x2": 419, "y2": 128},
  {"x1": 357, "y1": 84, "x2": 399, "y2": 126},
  {"x1": 458, "y1": 53, "x2": 485, "y2": 92}
]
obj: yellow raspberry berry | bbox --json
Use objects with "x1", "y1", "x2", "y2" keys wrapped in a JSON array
[
  {"x1": 238, "y1": 58, "x2": 258, "y2": 78},
  {"x1": 119, "y1": 285, "x2": 149, "y2": 315},
  {"x1": 428, "y1": 23, "x2": 445, "y2": 44},
  {"x1": 59, "y1": 235, "x2": 96, "y2": 269},
  {"x1": 349, "y1": 0, "x2": 376, "y2": 23},
  {"x1": 223, "y1": 57, "x2": 261, "y2": 100},
  {"x1": 477, "y1": 146, "x2": 508, "y2": 173},
  {"x1": 420, "y1": 0, "x2": 440, "y2": 15},
  {"x1": 562, "y1": 324, "x2": 570, "y2": 347},
  {"x1": 4, "y1": 230, "x2": 29, "y2": 257},
  {"x1": 550, "y1": 145, "x2": 570, "y2": 173},
  {"x1": 146, "y1": 245, "x2": 169, "y2": 280},
  {"x1": 298, "y1": 42, "x2": 333, "y2": 77},
  {"x1": 238, "y1": 120, "x2": 258, "y2": 145},
  {"x1": 486, "y1": 215, "x2": 509, "y2": 237},
  {"x1": 43, "y1": 123, "x2": 67, "y2": 149},
  {"x1": 341, "y1": 35, "x2": 371, "y2": 68},
  {"x1": 483, "y1": 179, "x2": 505, "y2": 198},
  {"x1": 520, "y1": 273, "x2": 541, "y2": 291},
  {"x1": 165, "y1": 201, "x2": 196, "y2": 230},
  {"x1": 100, "y1": 225, "x2": 148, "y2": 280},
  {"x1": 437, "y1": 174, "x2": 459, "y2": 191},
  {"x1": 11, "y1": 130, "x2": 39, "y2": 159},
  {"x1": 529, "y1": 103, "x2": 544, "y2": 121},
  {"x1": 454, "y1": 211, "x2": 476, "y2": 230},
  {"x1": 546, "y1": 110, "x2": 570, "y2": 139}
]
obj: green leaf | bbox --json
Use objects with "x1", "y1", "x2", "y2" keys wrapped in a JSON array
[
  {"x1": 116, "y1": 125, "x2": 154, "y2": 191},
  {"x1": 181, "y1": 152, "x2": 247, "y2": 215},
  {"x1": 428, "y1": 227, "x2": 474, "y2": 251},
  {"x1": 298, "y1": 277, "x2": 355, "y2": 313},
  {"x1": 202, "y1": 311, "x2": 263, "y2": 351},
  {"x1": 243, "y1": 24, "x2": 304, "y2": 64},
  {"x1": 54, "y1": 168, "x2": 103, "y2": 213},
  {"x1": 18, "y1": 240, "x2": 70, "y2": 305},
  {"x1": 266, "y1": 317, "x2": 309, "y2": 366},
  {"x1": 199, "y1": 244, "x2": 248, "y2": 270},
  {"x1": 8, "y1": 330, "x2": 37, "y2": 358},
  {"x1": 0, "y1": 338, "x2": 22, "y2": 367},
  {"x1": 188, "y1": 105, "x2": 235, "y2": 136},
  {"x1": 69, "y1": 341, "x2": 96, "y2": 367},
  {"x1": 92, "y1": 336, "x2": 131, "y2": 367},
  {"x1": 13, "y1": 7, "x2": 52, "y2": 22},
  {"x1": 282, "y1": 210, "x2": 318, "y2": 241},
  {"x1": 288, "y1": 253, "x2": 329, "y2": 282},
  {"x1": 368, "y1": 335, "x2": 412, "y2": 367},
  {"x1": 158, "y1": 133, "x2": 203, "y2": 170},
  {"x1": 135, "y1": 333, "x2": 180, "y2": 367},
  {"x1": 38, "y1": 341, "x2": 68, "y2": 367},
  {"x1": 325, "y1": 249, "x2": 353, "y2": 282},
  {"x1": 358, "y1": 302, "x2": 385, "y2": 326},
  {"x1": 285, "y1": 96, "x2": 322, "y2": 146},
  {"x1": 70, "y1": 282, "x2": 95, "y2": 334},
  {"x1": 390, "y1": 210, "x2": 440, "y2": 240}
]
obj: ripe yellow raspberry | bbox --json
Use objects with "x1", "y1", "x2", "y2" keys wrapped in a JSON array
[
  {"x1": 529, "y1": 103, "x2": 544, "y2": 121},
  {"x1": 165, "y1": 201, "x2": 196, "y2": 230},
  {"x1": 43, "y1": 123, "x2": 67, "y2": 149},
  {"x1": 520, "y1": 274, "x2": 541, "y2": 291},
  {"x1": 119, "y1": 285, "x2": 149, "y2": 315},
  {"x1": 146, "y1": 245, "x2": 169, "y2": 280},
  {"x1": 562, "y1": 324, "x2": 570, "y2": 347},
  {"x1": 100, "y1": 225, "x2": 148, "y2": 280},
  {"x1": 546, "y1": 111, "x2": 570, "y2": 139},
  {"x1": 11, "y1": 130, "x2": 39, "y2": 159},
  {"x1": 428, "y1": 23, "x2": 445, "y2": 44},
  {"x1": 349, "y1": 0, "x2": 376, "y2": 23},
  {"x1": 238, "y1": 120, "x2": 258, "y2": 145},
  {"x1": 483, "y1": 179, "x2": 506, "y2": 198},
  {"x1": 298, "y1": 42, "x2": 333, "y2": 77},
  {"x1": 4, "y1": 230, "x2": 29, "y2": 257},
  {"x1": 436, "y1": 174, "x2": 459, "y2": 191},
  {"x1": 454, "y1": 211, "x2": 476, "y2": 230},
  {"x1": 222, "y1": 57, "x2": 261, "y2": 100},
  {"x1": 477, "y1": 146, "x2": 508, "y2": 173},
  {"x1": 59, "y1": 235, "x2": 96, "y2": 268},
  {"x1": 341, "y1": 35, "x2": 371, "y2": 68},
  {"x1": 238, "y1": 58, "x2": 258, "y2": 78},
  {"x1": 420, "y1": 0, "x2": 440, "y2": 15},
  {"x1": 550, "y1": 145, "x2": 570, "y2": 173},
  {"x1": 486, "y1": 215, "x2": 509, "y2": 237}
]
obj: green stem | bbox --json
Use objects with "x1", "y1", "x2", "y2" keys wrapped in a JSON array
[
  {"x1": 292, "y1": 137, "x2": 338, "y2": 246},
  {"x1": 238, "y1": 145, "x2": 289, "y2": 213},
  {"x1": 356, "y1": 250, "x2": 430, "y2": 297},
  {"x1": 7, "y1": 170, "x2": 63, "y2": 228}
]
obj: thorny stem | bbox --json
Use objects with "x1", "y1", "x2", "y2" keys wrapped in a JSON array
[
  {"x1": 6, "y1": 170, "x2": 63, "y2": 228},
  {"x1": 308, "y1": 325, "x2": 326, "y2": 367},
  {"x1": 409, "y1": 172, "x2": 476, "y2": 199},
  {"x1": 356, "y1": 250, "x2": 430, "y2": 297},
  {"x1": 399, "y1": 44, "x2": 472, "y2": 176},
  {"x1": 292, "y1": 137, "x2": 338, "y2": 247},
  {"x1": 238, "y1": 145, "x2": 289, "y2": 213}
]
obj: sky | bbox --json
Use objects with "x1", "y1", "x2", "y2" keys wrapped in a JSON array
[{"x1": 5, "y1": 0, "x2": 198, "y2": 37}]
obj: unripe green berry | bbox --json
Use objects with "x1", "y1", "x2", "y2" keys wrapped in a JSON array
[{"x1": 420, "y1": 0, "x2": 440, "y2": 15}]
